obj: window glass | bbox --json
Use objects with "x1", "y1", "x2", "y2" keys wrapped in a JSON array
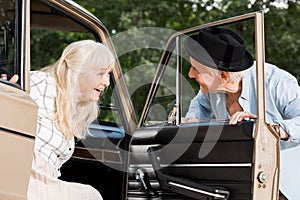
[
  {"x1": 181, "y1": 20, "x2": 255, "y2": 123},
  {"x1": 0, "y1": 0, "x2": 16, "y2": 83},
  {"x1": 143, "y1": 49, "x2": 177, "y2": 125},
  {"x1": 97, "y1": 84, "x2": 122, "y2": 126},
  {"x1": 142, "y1": 45, "x2": 197, "y2": 126},
  {"x1": 143, "y1": 19, "x2": 256, "y2": 126}
]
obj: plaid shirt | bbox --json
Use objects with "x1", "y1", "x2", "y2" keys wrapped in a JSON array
[{"x1": 30, "y1": 71, "x2": 74, "y2": 177}]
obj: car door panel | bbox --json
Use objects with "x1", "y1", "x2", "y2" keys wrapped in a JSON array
[
  {"x1": 128, "y1": 121, "x2": 254, "y2": 199},
  {"x1": 0, "y1": 85, "x2": 37, "y2": 199},
  {"x1": 60, "y1": 123, "x2": 127, "y2": 200}
]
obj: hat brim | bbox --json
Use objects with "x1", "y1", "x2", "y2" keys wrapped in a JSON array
[{"x1": 185, "y1": 34, "x2": 254, "y2": 72}]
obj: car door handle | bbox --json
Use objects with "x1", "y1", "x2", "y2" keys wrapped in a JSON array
[{"x1": 147, "y1": 146, "x2": 230, "y2": 200}]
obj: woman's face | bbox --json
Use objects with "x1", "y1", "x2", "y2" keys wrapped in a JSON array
[
  {"x1": 78, "y1": 66, "x2": 111, "y2": 102},
  {"x1": 188, "y1": 57, "x2": 225, "y2": 93}
]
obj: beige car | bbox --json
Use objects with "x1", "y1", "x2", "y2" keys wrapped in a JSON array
[{"x1": 0, "y1": 0, "x2": 279, "y2": 199}]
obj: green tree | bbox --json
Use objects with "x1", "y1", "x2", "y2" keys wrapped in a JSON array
[{"x1": 31, "y1": 0, "x2": 300, "y2": 120}]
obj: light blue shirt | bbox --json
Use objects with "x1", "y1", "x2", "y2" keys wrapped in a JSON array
[{"x1": 185, "y1": 62, "x2": 300, "y2": 199}]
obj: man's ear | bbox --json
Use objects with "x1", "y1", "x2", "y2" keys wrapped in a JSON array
[
  {"x1": 221, "y1": 72, "x2": 240, "y2": 93},
  {"x1": 220, "y1": 71, "x2": 230, "y2": 83}
]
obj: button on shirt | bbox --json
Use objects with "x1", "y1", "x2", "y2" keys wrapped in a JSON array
[
  {"x1": 185, "y1": 62, "x2": 300, "y2": 199},
  {"x1": 30, "y1": 71, "x2": 75, "y2": 177}
]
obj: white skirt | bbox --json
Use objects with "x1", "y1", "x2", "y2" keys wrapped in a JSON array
[{"x1": 27, "y1": 154, "x2": 103, "y2": 200}]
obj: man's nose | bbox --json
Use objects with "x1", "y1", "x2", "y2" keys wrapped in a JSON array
[{"x1": 188, "y1": 67, "x2": 197, "y2": 78}]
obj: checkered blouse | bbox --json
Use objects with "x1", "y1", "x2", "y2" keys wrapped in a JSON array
[{"x1": 30, "y1": 71, "x2": 74, "y2": 177}]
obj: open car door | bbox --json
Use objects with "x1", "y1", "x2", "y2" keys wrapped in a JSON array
[
  {"x1": 0, "y1": 0, "x2": 37, "y2": 199},
  {"x1": 0, "y1": 0, "x2": 37, "y2": 200},
  {"x1": 127, "y1": 11, "x2": 280, "y2": 200}
]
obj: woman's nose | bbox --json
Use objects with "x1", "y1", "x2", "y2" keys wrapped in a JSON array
[{"x1": 101, "y1": 74, "x2": 110, "y2": 87}]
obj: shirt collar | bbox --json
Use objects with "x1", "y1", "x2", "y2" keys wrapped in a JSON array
[{"x1": 240, "y1": 65, "x2": 255, "y2": 101}]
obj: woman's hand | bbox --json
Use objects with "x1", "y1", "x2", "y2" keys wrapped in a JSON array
[
  {"x1": 1, "y1": 74, "x2": 19, "y2": 83},
  {"x1": 229, "y1": 111, "x2": 257, "y2": 125},
  {"x1": 8, "y1": 74, "x2": 19, "y2": 83}
]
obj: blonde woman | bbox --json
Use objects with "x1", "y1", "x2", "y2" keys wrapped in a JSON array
[{"x1": 27, "y1": 40, "x2": 114, "y2": 200}]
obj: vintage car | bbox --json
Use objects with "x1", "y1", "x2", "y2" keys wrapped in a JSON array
[{"x1": 0, "y1": 0, "x2": 280, "y2": 199}]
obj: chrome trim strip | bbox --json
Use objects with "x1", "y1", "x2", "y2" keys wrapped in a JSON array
[
  {"x1": 21, "y1": 0, "x2": 26, "y2": 90},
  {"x1": 73, "y1": 146, "x2": 122, "y2": 164},
  {"x1": 170, "y1": 163, "x2": 252, "y2": 167},
  {"x1": 175, "y1": 36, "x2": 181, "y2": 125},
  {"x1": 169, "y1": 181, "x2": 225, "y2": 199},
  {"x1": 130, "y1": 163, "x2": 252, "y2": 168}
]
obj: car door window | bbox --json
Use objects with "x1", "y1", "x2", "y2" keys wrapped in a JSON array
[
  {"x1": 30, "y1": 1, "x2": 123, "y2": 129},
  {"x1": 0, "y1": 0, "x2": 19, "y2": 86},
  {"x1": 141, "y1": 19, "x2": 256, "y2": 126},
  {"x1": 141, "y1": 46, "x2": 197, "y2": 126}
]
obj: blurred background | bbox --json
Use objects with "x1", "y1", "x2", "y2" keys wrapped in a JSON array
[
  {"x1": 31, "y1": 0, "x2": 300, "y2": 79},
  {"x1": 30, "y1": 0, "x2": 300, "y2": 121}
]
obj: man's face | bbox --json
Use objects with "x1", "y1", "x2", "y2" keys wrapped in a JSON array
[
  {"x1": 188, "y1": 57, "x2": 226, "y2": 93},
  {"x1": 78, "y1": 66, "x2": 111, "y2": 102}
]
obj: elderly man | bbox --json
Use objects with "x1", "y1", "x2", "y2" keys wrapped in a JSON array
[{"x1": 184, "y1": 27, "x2": 300, "y2": 200}]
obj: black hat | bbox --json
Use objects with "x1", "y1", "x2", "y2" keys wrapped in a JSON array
[{"x1": 184, "y1": 27, "x2": 254, "y2": 72}]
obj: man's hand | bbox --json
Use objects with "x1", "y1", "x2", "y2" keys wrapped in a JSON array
[
  {"x1": 272, "y1": 124, "x2": 289, "y2": 140},
  {"x1": 230, "y1": 111, "x2": 289, "y2": 140},
  {"x1": 181, "y1": 117, "x2": 199, "y2": 123},
  {"x1": 229, "y1": 111, "x2": 257, "y2": 125}
]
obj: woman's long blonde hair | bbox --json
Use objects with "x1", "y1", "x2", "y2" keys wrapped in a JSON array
[{"x1": 50, "y1": 40, "x2": 114, "y2": 139}]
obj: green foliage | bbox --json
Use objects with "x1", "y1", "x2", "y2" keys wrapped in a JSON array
[
  {"x1": 30, "y1": 30, "x2": 94, "y2": 70},
  {"x1": 72, "y1": 0, "x2": 300, "y2": 75},
  {"x1": 264, "y1": 2, "x2": 300, "y2": 80},
  {"x1": 31, "y1": 0, "x2": 300, "y2": 121}
]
